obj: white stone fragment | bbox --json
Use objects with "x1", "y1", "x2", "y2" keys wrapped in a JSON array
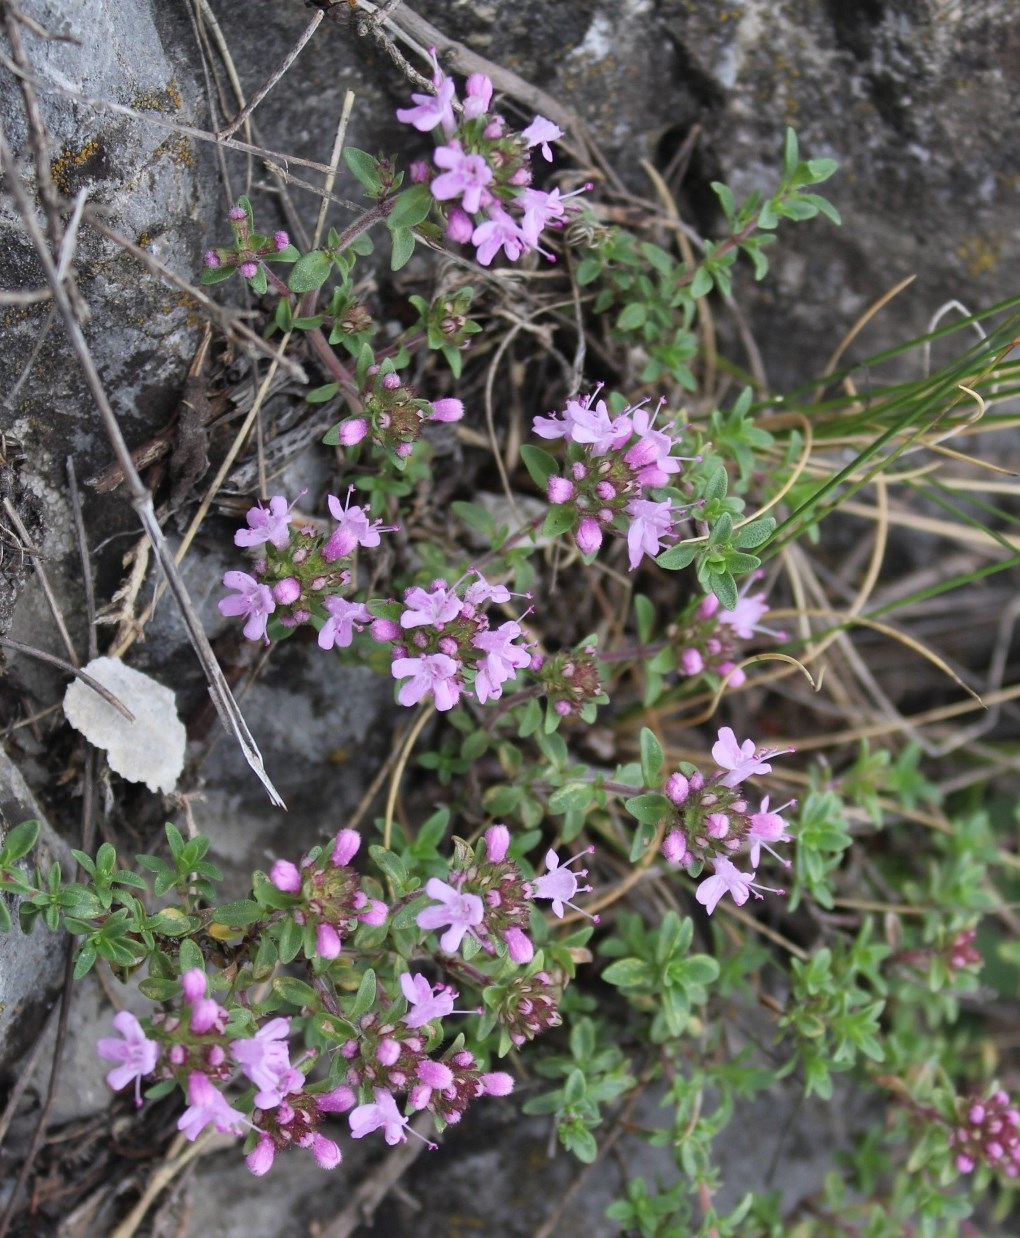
[{"x1": 63, "y1": 657, "x2": 186, "y2": 794}]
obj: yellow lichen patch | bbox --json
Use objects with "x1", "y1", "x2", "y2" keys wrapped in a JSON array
[
  {"x1": 956, "y1": 234, "x2": 1001, "y2": 278},
  {"x1": 131, "y1": 79, "x2": 182, "y2": 113},
  {"x1": 154, "y1": 134, "x2": 196, "y2": 170},
  {"x1": 50, "y1": 139, "x2": 102, "y2": 194}
]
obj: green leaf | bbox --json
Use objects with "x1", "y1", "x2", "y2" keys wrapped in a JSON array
[
  {"x1": 603, "y1": 957, "x2": 655, "y2": 988},
  {"x1": 211, "y1": 899, "x2": 263, "y2": 928},
  {"x1": 343, "y1": 147, "x2": 382, "y2": 195},
  {"x1": 734, "y1": 516, "x2": 776, "y2": 548},
  {"x1": 387, "y1": 183, "x2": 434, "y2": 230},
  {"x1": 624, "y1": 792, "x2": 671, "y2": 825},
  {"x1": 273, "y1": 975, "x2": 318, "y2": 1007},
  {"x1": 308, "y1": 384, "x2": 340, "y2": 405},
  {"x1": 390, "y1": 227, "x2": 415, "y2": 271},
  {"x1": 145, "y1": 907, "x2": 198, "y2": 937},
  {"x1": 548, "y1": 782, "x2": 594, "y2": 814},
  {"x1": 542, "y1": 504, "x2": 577, "y2": 539},
  {"x1": 1, "y1": 819, "x2": 40, "y2": 862},
  {"x1": 349, "y1": 968, "x2": 377, "y2": 1019},
  {"x1": 73, "y1": 943, "x2": 97, "y2": 979},
  {"x1": 178, "y1": 938, "x2": 204, "y2": 973},
  {"x1": 689, "y1": 266, "x2": 713, "y2": 298},
  {"x1": 520, "y1": 444, "x2": 558, "y2": 488},
  {"x1": 616, "y1": 302, "x2": 647, "y2": 332},
  {"x1": 0, "y1": 901, "x2": 11, "y2": 933},
  {"x1": 708, "y1": 572, "x2": 738, "y2": 611},
  {"x1": 200, "y1": 263, "x2": 235, "y2": 285},
  {"x1": 639, "y1": 727, "x2": 664, "y2": 785},
  {"x1": 288, "y1": 250, "x2": 332, "y2": 294},
  {"x1": 655, "y1": 540, "x2": 701, "y2": 571}
]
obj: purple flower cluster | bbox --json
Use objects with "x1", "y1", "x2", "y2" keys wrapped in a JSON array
[
  {"x1": 415, "y1": 824, "x2": 598, "y2": 966},
  {"x1": 218, "y1": 490, "x2": 394, "y2": 644},
  {"x1": 269, "y1": 828, "x2": 388, "y2": 962},
  {"x1": 950, "y1": 1090, "x2": 1020, "y2": 1177},
  {"x1": 396, "y1": 49, "x2": 588, "y2": 266},
  {"x1": 372, "y1": 571, "x2": 534, "y2": 711},
  {"x1": 671, "y1": 575, "x2": 787, "y2": 684},
  {"x1": 330, "y1": 363, "x2": 464, "y2": 462},
  {"x1": 339, "y1": 984, "x2": 511, "y2": 1134},
  {"x1": 660, "y1": 726, "x2": 796, "y2": 914},
  {"x1": 533, "y1": 388, "x2": 701, "y2": 570},
  {"x1": 203, "y1": 202, "x2": 291, "y2": 283}
]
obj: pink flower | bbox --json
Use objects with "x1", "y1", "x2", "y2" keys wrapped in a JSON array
[
  {"x1": 96, "y1": 1011, "x2": 159, "y2": 1107},
  {"x1": 273, "y1": 230, "x2": 290, "y2": 251},
  {"x1": 349, "y1": 1087, "x2": 410, "y2": 1145},
  {"x1": 392, "y1": 653, "x2": 462, "y2": 710},
  {"x1": 231, "y1": 1017, "x2": 303, "y2": 1109},
  {"x1": 317, "y1": 597, "x2": 371, "y2": 650},
  {"x1": 472, "y1": 620, "x2": 531, "y2": 703},
  {"x1": 177, "y1": 1072, "x2": 250, "y2": 1140},
  {"x1": 463, "y1": 73, "x2": 493, "y2": 119},
  {"x1": 521, "y1": 115, "x2": 563, "y2": 161},
  {"x1": 323, "y1": 491, "x2": 387, "y2": 561},
  {"x1": 624, "y1": 406, "x2": 683, "y2": 487},
  {"x1": 400, "y1": 972, "x2": 457, "y2": 1027},
  {"x1": 472, "y1": 207, "x2": 525, "y2": 265},
  {"x1": 746, "y1": 796, "x2": 795, "y2": 867},
  {"x1": 395, "y1": 55, "x2": 456, "y2": 135},
  {"x1": 204, "y1": 250, "x2": 221, "y2": 268},
  {"x1": 400, "y1": 583, "x2": 462, "y2": 628},
  {"x1": 711, "y1": 726, "x2": 773, "y2": 788},
  {"x1": 532, "y1": 393, "x2": 630, "y2": 454},
  {"x1": 235, "y1": 495, "x2": 293, "y2": 550},
  {"x1": 310, "y1": 1134, "x2": 342, "y2": 1169},
  {"x1": 517, "y1": 186, "x2": 582, "y2": 246},
  {"x1": 695, "y1": 857, "x2": 784, "y2": 914},
  {"x1": 219, "y1": 571, "x2": 275, "y2": 641},
  {"x1": 431, "y1": 141, "x2": 494, "y2": 214},
  {"x1": 239, "y1": 261, "x2": 258, "y2": 279},
  {"x1": 463, "y1": 572, "x2": 511, "y2": 606},
  {"x1": 532, "y1": 846, "x2": 596, "y2": 918},
  {"x1": 680, "y1": 647, "x2": 704, "y2": 676},
  {"x1": 417, "y1": 877, "x2": 485, "y2": 953},
  {"x1": 695, "y1": 857, "x2": 756, "y2": 914},
  {"x1": 624, "y1": 498, "x2": 675, "y2": 570}
]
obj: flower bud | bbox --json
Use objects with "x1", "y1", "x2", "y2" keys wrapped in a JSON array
[
  {"x1": 273, "y1": 577, "x2": 301, "y2": 605},
  {"x1": 575, "y1": 516, "x2": 602, "y2": 556},
  {"x1": 547, "y1": 476, "x2": 574, "y2": 503},
  {"x1": 271, "y1": 859, "x2": 303, "y2": 893}
]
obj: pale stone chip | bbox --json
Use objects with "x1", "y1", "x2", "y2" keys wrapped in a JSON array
[{"x1": 63, "y1": 657, "x2": 186, "y2": 794}]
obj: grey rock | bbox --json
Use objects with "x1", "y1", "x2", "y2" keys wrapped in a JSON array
[{"x1": 0, "y1": 743, "x2": 71, "y2": 1068}]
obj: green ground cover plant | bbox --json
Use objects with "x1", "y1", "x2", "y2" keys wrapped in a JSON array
[{"x1": 3, "y1": 12, "x2": 1020, "y2": 1236}]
